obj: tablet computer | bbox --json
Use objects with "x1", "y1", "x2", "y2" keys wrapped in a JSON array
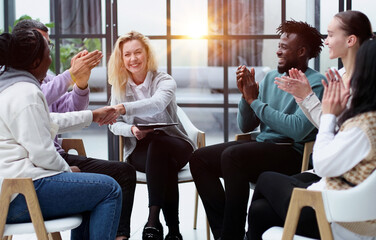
[{"x1": 136, "y1": 122, "x2": 179, "y2": 130}]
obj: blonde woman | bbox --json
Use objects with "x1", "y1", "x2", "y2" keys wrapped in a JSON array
[{"x1": 108, "y1": 31, "x2": 195, "y2": 240}]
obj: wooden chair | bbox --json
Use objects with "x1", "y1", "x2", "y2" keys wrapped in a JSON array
[
  {"x1": 0, "y1": 138, "x2": 86, "y2": 240},
  {"x1": 262, "y1": 166, "x2": 376, "y2": 240},
  {"x1": 0, "y1": 179, "x2": 82, "y2": 240},
  {"x1": 118, "y1": 107, "x2": 210, "y2": 240},
  {"x1": 61, "y1": 138, "x2": 87, "y2": 156}
]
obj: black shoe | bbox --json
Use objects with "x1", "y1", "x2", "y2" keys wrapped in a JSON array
[
  {"x1": 142, "y1": 222, "x2": 163, "y2": 240},
  {"x1": 164, "y1": 232, "x2": 183, "y2": 240}
]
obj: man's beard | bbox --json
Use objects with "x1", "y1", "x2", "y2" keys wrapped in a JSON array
[{"x1": 277, "y1": 60, "x2": 299, "y2": 74}]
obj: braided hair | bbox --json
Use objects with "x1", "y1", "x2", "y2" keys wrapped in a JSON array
[{"x1": 0, "y1": 29, "x2": 45, "y2": 75}]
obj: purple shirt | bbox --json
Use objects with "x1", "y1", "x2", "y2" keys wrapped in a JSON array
[{"x1": 41, "y1": 70, "x2": 90, "y2": 153}]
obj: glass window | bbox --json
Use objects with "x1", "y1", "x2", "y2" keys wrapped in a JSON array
[
  {"x1": 151, "y1": 40, "x2": 167, "y2": 68},
  {"x1": 228, "y1": 107, "x2": 241, "y2": 141},
  {"x1": 263, "y1": 0, "x2": 282, "y2": 34},
  {"x1": 0, "y1": 1, "x2": 4, "y2": 32},
  {"x1": 261, "y1": 39, "x2": 279, "y2": 70},
  {"x1": 54, "y1": 0, "x2": 103, "y2": 35},
  {"x1": 286, "y1": 0, "x2": 308, "y2": 22},
  {"x1": 171, "y1": 0, "x2": 208, "y2": 36},
  {"x1": 172, "y1": 39, "x2": 225, "y2": 104},
  {"x1": 228, "y1": 0, "x2": 265, "y2": 35},
  {"x1": 15, "y1": 0, "x2": 50, "y2": 24},
  {"x1": 320, "y1": 44, "x2": 338, "y2": 73},
  {"x1": 118, "y1": 0, "x2": 166, "y2": 36},
  {"x1": 320, "y1": 0, "x2": 339, "y2": 34},
  {"x1": 352, "y1": 0, "x2": 376, "y2": 28},
  {"x1": 181, "y1": 107, "x2": 224, "y2": 145}
]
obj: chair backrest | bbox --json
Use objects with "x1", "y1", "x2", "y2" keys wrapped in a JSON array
[
  {"x1": 323, "y1": 169, "x2": 376, "y2": 222},
  {"x1": 0, "y1": 178, "x2": 49, "y2": 239},
  {"x1": 61, "y1": 138, "x2": 87, "y2": 156},
  {"x1": 176, "y1": 106, "x2": 205, "y2": 149},
  {"x1": 300, "y1": 141, "x2": 314, "y2": 172}
]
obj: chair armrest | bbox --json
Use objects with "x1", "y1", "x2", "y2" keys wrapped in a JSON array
[
  {"x1": 197, "y1": 130, "x2": 206, "y2": 149},
  {"x1": 61, "y1": 138, "x2": 87, "y2": 157},
  {"x1": 235, "y1": 131, "x2": 260, "y2": 141},
  {"x1": 282, "y1": 188, "x2": 333, "y2": 240}
]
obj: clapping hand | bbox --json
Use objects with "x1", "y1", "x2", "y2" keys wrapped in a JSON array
[
  {"x1": 92, "y1": 106, "x2": 119, "y2": 126},
  {"x1": 274, "y1": 68, "x2": 313, "y2": 102},
  {"x1": 236, "y1": 65, "x2": 258, "y2": 104},
  {"x1": 69, "y1": 50, "x2": 103, "y2": 89},
  {"x1": 322, "y1": 69, "x2": 350, "y2": 116}
]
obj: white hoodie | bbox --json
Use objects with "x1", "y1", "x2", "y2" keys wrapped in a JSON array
[{"x1": 0, "y1": 68, "x2": 92, "y2": 182}]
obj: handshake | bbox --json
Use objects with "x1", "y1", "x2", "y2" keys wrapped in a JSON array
[{"x1": 92, "y1": 106, "x2": 121, "y2": 126}]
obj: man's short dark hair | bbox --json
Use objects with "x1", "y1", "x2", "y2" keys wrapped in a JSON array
[
  {"x1": 13, "y1": 19, "x2": 48, "y2": 33},
  {"x1": 276, "y1": 20, "x2": 324, "y2": 59}
]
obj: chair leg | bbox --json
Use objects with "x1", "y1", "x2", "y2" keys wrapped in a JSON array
[
  {"x1": 193, "y1": 190, "x2": 199, "y2": 229},
  {"x1": 206, "y1": 217, "x2": 211, "y2": 240},
  {"x1": 48, "y1": 232, "x2": 62, "y2": 240}
]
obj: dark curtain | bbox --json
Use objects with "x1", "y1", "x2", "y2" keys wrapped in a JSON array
[
  {"x1": 208, "y1": 0, "x2": 264, "y2": 66},
  {"x1": 58, "y1": 0, "x2": 101, "y2": 34}
]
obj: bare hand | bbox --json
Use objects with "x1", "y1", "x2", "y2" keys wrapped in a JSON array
[
  {"x1": 326, "y1": 68, "x2": 350, "y2": 104},
  {"x1": 131, "y1": 126, "x2": 153, "y2": 140},
  {"x1": 321, "y1": 77, "x2": 349, "y2": 116},
  {"x1": 114, "y1": 104, "x2": 126, "y2": 115},
  {"x1": 69, "y1": 50, "x2": 103, "y2": 89},
  {"x1": 70, "y1": 166, "x2": 81, "y2": 172},
  {"x1": 237, "y1": 66, "x2": 258, "y2": 104},
  {"x1": 274, "y1": 68, "x2": 313, "y2": 102},
  {"x1": 92, "y1": 106, "x2": 119, "y2": 126}
]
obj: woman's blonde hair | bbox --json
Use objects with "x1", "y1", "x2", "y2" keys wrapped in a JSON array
[{"x1": 108, "y1": 31, "x2": 158, "y2": 100}]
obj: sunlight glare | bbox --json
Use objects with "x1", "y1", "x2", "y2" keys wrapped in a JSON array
[{"x1": 187, "y1": 22, "x2": 207, "y2": 39}]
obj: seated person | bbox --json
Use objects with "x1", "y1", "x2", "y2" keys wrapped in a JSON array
[
  {"x1": 189, "y1": 20, "x2": 325, "y2": 240},
  {"x1": 0, "y1": 29, "x2": 121, "y2": 240},
  {"x1": 13, "y1": 19, "x2": 137, "y2": 240},
  {"x1": 247, "y1": 37, "x2": 376, "y2": 240},
  {"x1": 108, "y1": 31, "x2": 196, "y2": 240}
]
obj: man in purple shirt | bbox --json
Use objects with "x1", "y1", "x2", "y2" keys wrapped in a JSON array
[{"x1": 14, "y1": 20, "x2": 136, "y2": 240}]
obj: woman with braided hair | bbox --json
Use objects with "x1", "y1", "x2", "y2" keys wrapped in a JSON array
[{"x1": 0, "y1": 29, "x2": 121, "y2": 240}]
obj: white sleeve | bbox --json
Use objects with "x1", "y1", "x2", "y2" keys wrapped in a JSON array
[
  {"x1": 312, "y1": 114, "x2": 370, "y2": 177},
  {"x1": 49, "y1": 110, "x2": 92, "y2": 134},
  {"x1": 298, "y1": 93, "x2": 322, "y2": 129}
]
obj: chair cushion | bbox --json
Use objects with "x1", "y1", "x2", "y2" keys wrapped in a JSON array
[
  {"x1": 262, "y1": 226, "x2": 318, "y2": 240},
  {"x1": 136, "y1": 164, "x2": 193, "y2": 183},
  {"x1": 4, "y1": 214, "x2": 82, "y2": 236}
]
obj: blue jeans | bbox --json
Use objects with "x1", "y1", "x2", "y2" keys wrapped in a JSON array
[{"x1": 6, "y1": 172, "x2": 122, "y2": 240}]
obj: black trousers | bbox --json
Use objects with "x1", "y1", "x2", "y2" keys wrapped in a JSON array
[
  {"x1": 128, "y1": 131, "x2": 193, "y2": 228},
  {"x1": 189, "y1": 140, "x2": 302, "y2": 240},
  {"x1": 61, "y1": 153, "x2": 136, "y2": 238},
  {"x1": 247, "y1": 171, "x2": 321, "y2": 240}
]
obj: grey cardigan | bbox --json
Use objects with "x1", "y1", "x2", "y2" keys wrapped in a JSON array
[{"x1": 109, "y1": 71, "x2": 194, "y2": 161}]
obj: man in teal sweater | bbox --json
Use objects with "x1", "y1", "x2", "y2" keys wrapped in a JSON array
[{"x1": 190, "y1": 20, "x2": 325, "y2": 240}]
